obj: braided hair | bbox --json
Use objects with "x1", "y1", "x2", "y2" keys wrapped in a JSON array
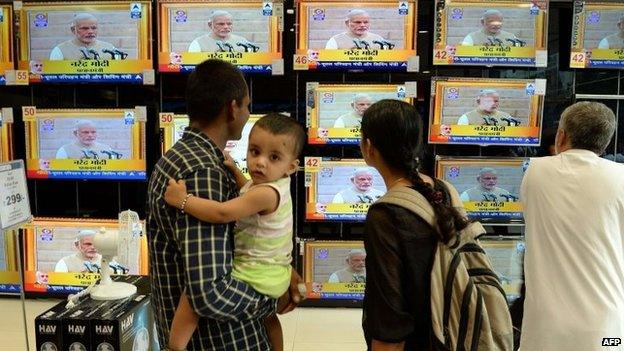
[{"x1": 361, "y1": 99, "x2": 468, "y2": 244}]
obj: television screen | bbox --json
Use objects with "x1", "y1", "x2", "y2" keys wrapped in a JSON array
[
  {"x1": 436, "y1": 156, "x2": 529, "y2": 222},
  {"x1": 480, "y1": 235, "x2": 524, "y2": 303},
  {"x1": 295, "y1": 0, "x2": 418, "y2": 71},
  {"x1": 429, "y1": 77, "x2": 545, "y2": 146},
  {"x1": 433, "y1": 0, "x2": 548, "y2": 67},
  {"x1": 160, "y1": 113, "x2": 262, "y2": 177},
  {"x1": 306, "y1": 83, "x2": 416, "y2": 145},
  {"x1": 0, "y1": 107, "x2": 14, "y2": 161},
  {"x1": 305, "y1": 158, "x2": 386, "y2": 221},
  {"x1": 303, "y1": 240, "x2": 366, "y2": 301},
  {"x1": 23, "y1": 218, "x2": 148, "y2": 294},
  {"x1": 570, "y1": 1, "x2": 624, "y2": 69},
  {"x1": 17, "y1": 1, "x2": 153, "y2": 84},
  {"x1": 0, "y1": 4, "x2": 14, "y2": 85},
  {"x1": 23, "y1": 107, "x2": 147, "y2": 180},
  {"x1": 0, "y1": 230, "x2": 21, "y2": 295},
  {"x1": 158, "y1": 0, "x2": 283, "y2": 74}
]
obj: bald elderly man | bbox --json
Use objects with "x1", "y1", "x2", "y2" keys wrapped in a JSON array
[
  {"x1": 325, "y1": 9, "x2": 389, "y2": 50},
  {"x1": 188, "y1": 10, "x2": 254, "y2": 52},
  {"x1": 461, "y1": 9, "x2": 520, "y2": 46},
  {"x1": 328, "y1": 249, "x2": 366, "y2": 283},
  {"x1": 55, "y1": 119, "x2": 115, "y2": 159},
  {"x1": 49, "y1": 13, "x2": 117, "y2": 60},
  {"x1": 460, "y1": 167, "x2": 512, "y2": 202},
  {"x1": 54, "y1": 230, "x2": 103, "y2": 273},
  {"x1": 333, "y1": 93, "x2": 373, "y2": 128}
]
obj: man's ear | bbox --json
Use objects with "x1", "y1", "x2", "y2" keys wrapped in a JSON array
[{"x1": 226, "y1": 99, "x2": 237, "y2": 122}]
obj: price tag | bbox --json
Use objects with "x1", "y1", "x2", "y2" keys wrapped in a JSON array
[
  {"x1": 0, "y1": 160, "x2": 32, "y2": 230},
  {"x1": 293, "y1": 55, "x2": 309, "y2": 70},
  {"x1": 159, "y1": 113, "x2": 174, "y2": 126},
  {"x1": 15, "y1": 70, "x2": 29, "y2": 85},
  {"x1": 570, "y1": 52, "x2": 586, "y2": 68},
  {"x1": 271, "y1": 59, "x2": 284, "y2": 75},
  {"x1": 535, "y1": 50, "x2": 547, "y2": 67},
  {"x1": 22, "y1": 106, "x2": 37, "y2": 121},
  {"x1": 304, "y1": 157, "x2": 321, "y2": 173}
]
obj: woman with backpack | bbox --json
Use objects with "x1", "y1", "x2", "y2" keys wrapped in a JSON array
[{"x1": 360, "y1": 99, "x2": 513, "y2": 351}]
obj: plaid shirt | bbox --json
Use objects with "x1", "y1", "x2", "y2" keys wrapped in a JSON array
[{"x1": 147, "y1": 127, "x2": 277, "y2": 350}]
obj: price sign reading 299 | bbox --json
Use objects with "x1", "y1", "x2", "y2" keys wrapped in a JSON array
[{"x1": 0, "y1": 160, "x2": 32, "y2": 230}]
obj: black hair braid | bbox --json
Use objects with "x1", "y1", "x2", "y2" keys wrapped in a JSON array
[{"x1": 406, "y1": 157, "x2": 468, "y2": 244}]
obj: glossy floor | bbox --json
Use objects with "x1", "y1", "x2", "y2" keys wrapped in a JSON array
[{"x1": 0, "y1": 298, "x2": 367, "y2": 351}]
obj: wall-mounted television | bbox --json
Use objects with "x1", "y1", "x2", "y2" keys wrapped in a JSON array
[
  {"x1": 159, "y1": 113, "x2": 262, "y2": 177},
  {"x1": 23, "y1": 107, "x2": 147, "y2": 180},
  {"x1": 158, "y1": 0, "x2": 283, "y2": 74},
  {"x1": 295, "y1": 0, "x2": 418, "y2": 71},
  {"x1": 305, "y1": 157, "x2": 386, "y2": 221},
  {"x1": 17, "y1": 1, "x2": 153, "y2": 84},
  {"x1": 570, "y1": 1, "x2": 624, "y2": 69},
  {"x1": 23, "y1": 218, "x2": 148, "y2": 295},
  {"x1": 0, "y1": 4, "x2": 14, "y2": 85},
  {"x1": 303, "y1": 240, "x2": 366, "y2": 301},
  {"x1": 0, "y1": 108, "x2": 14, "y2": 162},
  {"x1": 306, "y1": 82, "x2": 415, "y2": 145},
  {"x1": 436, "y1": 156, "x2": 529, "y2": 222},
  {"x1": 480, "y1": 235, "x2": 524, "y2": 303},
  {"x1": 433, "y1": 0, "x2": 548, "y2": 67},
  {"x1": 429, "y1": 77, "x2": 545, "y2": 146}
]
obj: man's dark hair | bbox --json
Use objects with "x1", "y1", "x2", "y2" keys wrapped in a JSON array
[
  {"x1": 560, "y1": 101, "x2": 616, "y2": 155},
  {"x1": 252, "y1": 113, "x2": 306, "y2": 158},
  {"x1": 186, "y1": 59, "x2": 248, "y2": 127}
]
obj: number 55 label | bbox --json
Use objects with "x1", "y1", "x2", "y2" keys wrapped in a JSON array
[{"x1": 0, "y1": 160, "x2": 32, "y2": 230}]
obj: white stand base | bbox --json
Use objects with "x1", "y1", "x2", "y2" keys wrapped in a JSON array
[{"x1": 91, "y1": 282, "x2": 137, "y2": 300}]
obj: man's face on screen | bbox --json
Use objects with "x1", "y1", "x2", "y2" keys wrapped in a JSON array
[
  {"x1": 482, "y1": 14, "x2": 503, "y2": 35},
  {"x1": 74, "y1": 124, "x2": 98, "y2": 147},
  {"x1": 478, "y1": 94, "x2": 500, "y2": 113},
  {"x1": 353, "y1": 98, "x2": 372, "y2": 116},
  {"x1": 210, "y1": 15, "x2": 233, "y2": 39},
  {"x1": 478, "y1": 172, "x2": 498, "y2": 190},
  {"x1": 73, "y1": 19, "x2": 99, "y2": 45},
  {"x1": 352, "y1": 172, "x2": 373, "y2": 192},
  {"x1": 347, "y1": 254, "x2": 366, "y2": 272},
  {"x1": 77, "y1": 236, "x2": 98, "y2": 259},
  {"x1": 347, "y1": 14, "x2": 371, "y2": 37}
]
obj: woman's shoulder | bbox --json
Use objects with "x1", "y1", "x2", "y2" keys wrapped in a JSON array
[{"x1": 368, "y1": 201, "x2": 437, "y2": 238}]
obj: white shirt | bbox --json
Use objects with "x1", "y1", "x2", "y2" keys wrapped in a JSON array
[
  {"x1": 520, "y1": 149, "x2": 624, "y2": 351},
  {"x1": 332, "y1": 187, "x2": 384, "y2": 204}
]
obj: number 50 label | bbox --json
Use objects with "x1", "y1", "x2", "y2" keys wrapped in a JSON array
[{"x1": 0, "y1": 160, "x2": 32, "y2": 230}]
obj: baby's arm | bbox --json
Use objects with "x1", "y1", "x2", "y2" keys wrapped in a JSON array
[
  {"x1": 223, "y1": 152, "x2": 248, "y2": 190},
  {"x1": 168, "y1": 291, "x2": 198, "y2": 351},
  {"x1": 165, "y1": 179, "x2": 279, "y2": 223}
]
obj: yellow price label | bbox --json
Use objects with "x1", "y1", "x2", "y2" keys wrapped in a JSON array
[
  {"x1": 570, "y1": 52, "x2": 586, "y2": 68},
  {"x1": 293, "y1": 54, "x2": 309, "y2": 70},
  {"x1": 15, "y1": 70, "x2": 29, "y2": 85},
  {"x1": 22, "y1": 106, "x2": 37, "y2": 121},
  {"x1": 159, "y1": 113, "x2": 175, "y2": 127},
  {"x1": 304, "y1": 157, "x2": 321, "y2": 173}
]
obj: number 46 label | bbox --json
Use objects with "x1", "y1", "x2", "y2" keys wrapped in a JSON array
[{"x1": 0, "y1": 160, "x2": 32, "y2": 230}]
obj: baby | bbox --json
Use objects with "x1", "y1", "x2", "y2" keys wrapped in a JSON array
[{"x1": 164, "y1": 113, "x2": 306, "y2": 351}]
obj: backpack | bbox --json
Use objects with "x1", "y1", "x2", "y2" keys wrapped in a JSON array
[{"x1": 376, "y1": 180, "x2": 513, "y2": 351}]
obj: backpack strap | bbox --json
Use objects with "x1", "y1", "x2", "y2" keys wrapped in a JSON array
[{"x1": 376, "y1": 186, "x2": 437, "y2": 229}]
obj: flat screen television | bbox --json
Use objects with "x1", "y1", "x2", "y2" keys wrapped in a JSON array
[
  {"x1": 570, "y1": 1, "x2": 624, "y2": 69},
  {"x1": 23, "y1": 107, "x2": 147, "y2": 180},
  {"x1": 306, "y1": 82, "x2": 415, "y2": 145},
  {"x1": 23, "y1": 218, "x2": 148, "y2": 294},
  {"x1": 429, "y1": 77, "x2": 545, "y2": 146},
  {"x1": 0, "y1": 4, "x2": 14, "y2": 85},
  {"x1": 0, "y1": 230, "x2": 21, "y2": 295},
  {"x1": 435, "y1": 156, "x2": 529, "y2": 222},
  {"x1": 159, "y1": 113, "x2": 262, "y2": 177},
  {"x1": 303, "y1": 240, "x2": 366, "y2": 301},
  {"x1": 433, "y1": 0, "x2": 548, "y2": 67},
  {"x1": 480, "y1": 235, "x2": 524, "y2": 303},
  {"x1": 295, "y1": 0, "x2": 418, "y2": 71},
  {"x1": 304, "y1": 157, "x2": 386, "y2": 221},
  {"x1": 0, "y1": 107, "x2": 14, "y2": 161},
  {"x1": 17, "y1": 1, "x2": 153, "y2": 84},
  {"x1": 158, "y1": 0, "x2": 283, "y2": 74}
]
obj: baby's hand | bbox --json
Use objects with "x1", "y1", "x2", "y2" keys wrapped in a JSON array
[
  {"x1": 223, "y1": 152, "x2": 238, "y2": 172},
  {"x1": 164, "y1": 179, "x2": 188, "y2": 209}
]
